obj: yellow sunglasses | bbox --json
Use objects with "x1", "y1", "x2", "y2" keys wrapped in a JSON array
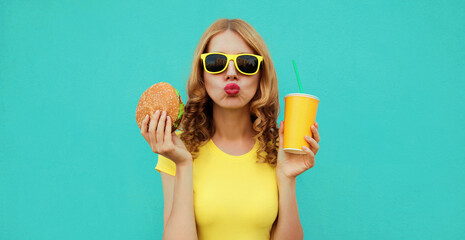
[{"x1": 200, "y1": 52, "x2": 264, "y2": 75}]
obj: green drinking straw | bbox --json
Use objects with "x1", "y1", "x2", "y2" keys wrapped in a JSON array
[{"x1": 292, "y1": 60, "x2": 303, "y2": 93}]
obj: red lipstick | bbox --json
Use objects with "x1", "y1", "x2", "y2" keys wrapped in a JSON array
[{"x1": 224, "y1": 83, "x2": 240, "y2": 96}]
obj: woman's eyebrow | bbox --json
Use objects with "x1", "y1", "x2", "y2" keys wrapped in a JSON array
[{"x1": 212, "y1": 51, "x2": 251, "y2": 54}]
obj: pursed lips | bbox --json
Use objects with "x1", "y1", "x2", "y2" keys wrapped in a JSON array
[{"x1": 224, "y1": 83, "x2": 240, "y2": 95}]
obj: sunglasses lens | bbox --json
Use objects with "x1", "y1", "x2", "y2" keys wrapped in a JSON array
[
  {"x1": 237, "y1": 55, "x2": 259, "y2": 74},
  {"x1": 205, "y1": 54, "x2": 228, "y2": 72}
]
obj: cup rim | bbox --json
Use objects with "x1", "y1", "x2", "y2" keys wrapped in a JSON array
[{"x1": 284, "y1": 93, "x2": 320, "y2": 101}]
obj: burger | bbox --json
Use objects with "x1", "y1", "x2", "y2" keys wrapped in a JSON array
[{"x1": 135, "y1": 82, "x2": 184, "y2": 132}]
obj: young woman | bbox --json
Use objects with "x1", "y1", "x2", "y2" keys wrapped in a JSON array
[{"x1": 140, "y1": 18, "x2": 321, "y2": 240}]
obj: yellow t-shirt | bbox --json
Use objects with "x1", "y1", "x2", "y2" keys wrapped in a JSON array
[{"x1": 155, "y1": 132, "x2": 278, "y2": 240}]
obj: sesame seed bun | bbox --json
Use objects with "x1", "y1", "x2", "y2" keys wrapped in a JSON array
[{"x1": 135, "y1": 82, "x2": 184, "y2": 132}]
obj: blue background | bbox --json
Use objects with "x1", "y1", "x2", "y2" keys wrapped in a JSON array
[{"x1": 1, "y1": 0, "x2": 464, "y2": 239}]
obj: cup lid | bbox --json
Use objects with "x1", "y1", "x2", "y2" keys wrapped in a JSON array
[{"x1": 284, "y1": 93, "x2": 320, "y2": 101}]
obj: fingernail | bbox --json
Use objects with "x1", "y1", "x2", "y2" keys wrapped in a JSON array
[
  {"x1": 305, "y1": 135, "x2": 310, "y2": 139},
  {"x1": 155, "y1": 110, "x2": 159, "y2": 115},
  {"x1": 145, "y1": 115, "x2": 148, "y2": 119},
  {"x1": 303, "y1": 146, "x2": 310, "y2": 151}
]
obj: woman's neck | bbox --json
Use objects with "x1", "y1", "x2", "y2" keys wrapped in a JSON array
[{"x1": 211, "y1": 103, "x2": 255, "y2": 142}]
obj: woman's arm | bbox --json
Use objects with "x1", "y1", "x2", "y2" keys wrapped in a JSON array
[
  {"x1": 270, "y1": 174, "x2": 304, "y2": 240},
  {"x1": 163, "y1": 160, "x2": 198, "y2": 240},
  {"x1": 271, "y1": 121, "x2": 321, "y2": 239}
]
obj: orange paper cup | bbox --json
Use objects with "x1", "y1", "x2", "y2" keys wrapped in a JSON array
[{"x1": 283, "y1": 93, "x2": 320, "y2": 154}]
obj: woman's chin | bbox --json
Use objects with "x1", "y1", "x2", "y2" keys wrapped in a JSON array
[{"x1": 215, "y1": 99, "x2": 248, "y2": 110}]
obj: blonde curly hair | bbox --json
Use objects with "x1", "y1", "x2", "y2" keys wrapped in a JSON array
[{"x1": 179, "y1": 18, "x2": 280, "y2": 167}]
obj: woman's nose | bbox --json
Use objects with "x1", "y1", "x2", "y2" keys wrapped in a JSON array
[{"x1": 225, "y1": 60, "x2": 238, "y2": 79}]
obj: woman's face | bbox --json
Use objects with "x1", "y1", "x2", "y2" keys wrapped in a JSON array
[{"x1": 203, "y1": 30, "x2": 261, "y2": 110}]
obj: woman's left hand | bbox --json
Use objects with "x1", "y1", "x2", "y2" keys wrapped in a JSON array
[{"x1": 277, "y1": 121, "x2": 320, "y2": 179}]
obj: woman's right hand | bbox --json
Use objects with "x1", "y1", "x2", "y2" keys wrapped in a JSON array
[{"x1": 140, "y1": 110, "x2": 192, "y2": 166}]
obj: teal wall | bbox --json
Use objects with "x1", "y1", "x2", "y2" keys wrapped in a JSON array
[{"x1": 1, "y1": 0, "x2": 464, "y2": 239}]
